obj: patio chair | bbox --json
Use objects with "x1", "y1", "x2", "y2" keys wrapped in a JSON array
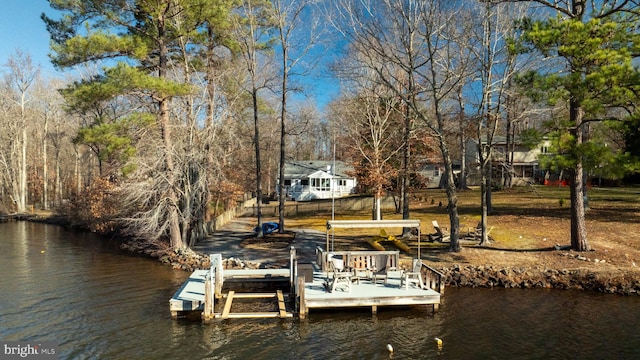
[
  {"x1": 327, "y1": 255, "x2": 352, "y2": 292},
  {"x1": 400, "y1": 259, "x2": 424, "y2": 290},
  {"x1": 372, "y1": 255, "x2": 397, "y2": 285}
]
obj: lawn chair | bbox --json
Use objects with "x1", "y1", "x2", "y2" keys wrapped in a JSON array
[
  {"x1": 371, "y1": 254, "x2": 397, "y2": 285},
  {"x1": 428, "y1": 220, "x2": 450, "y2": 242},
  {"x1": 327, "y1": 255, "x2": 352, "y2": 292},
  {"x1": 400, "y1": 259, "x2": 424, "y2": 290}
]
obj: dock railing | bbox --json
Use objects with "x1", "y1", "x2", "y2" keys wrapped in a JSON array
[
  {"x1": 316, "y1": 247, "x2": 400, "y2": 274},
  {"x1": 419, "y1": 261, "x2": 445, "y2": 294}
]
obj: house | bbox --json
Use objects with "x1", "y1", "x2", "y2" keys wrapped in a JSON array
[
  {"x1": 414, "y1": 156, "x2": 460, "y2": 189},
  {"x1": 465, "y1": 135, "x2": 550, "y2": 186},
  {"x1": 279, "y1": 160, "x2": 357, "y2": 201}
]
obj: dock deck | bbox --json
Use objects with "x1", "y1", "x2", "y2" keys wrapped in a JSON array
[
  {"x1": 170, "y1": 261, "x2": 442, "y2": 320},
  {"x1": 301, "y1": 269, "x2": 440, "y2": 314}
]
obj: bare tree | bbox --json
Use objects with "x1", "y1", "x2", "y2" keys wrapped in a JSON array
[
  {"x1": 271, "y1": 0, "x2": 323, "y2": 233},
  {"x1": 231, "y1": 0, "x2": 277, "y2": 237},
  {"x1": 331, "y1": 0, "x2": 477, "y2": 251},
  {"x1": 2, "y1": 50, "x2": 40, "y2": 213},
  {"x1": 330, "y1": 73, "x2": 404, "y2": 220},
  {"x1": 469, "y1": 1, "x2": 530, "y2": 246}
]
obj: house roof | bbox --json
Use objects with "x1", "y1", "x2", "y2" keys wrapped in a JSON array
[
  {"x1": 472, "y1": 135, "x2": 549, "y2": 146},
  {"x1": 284, "y1": 160, "x2": 354, "y2": 179}
]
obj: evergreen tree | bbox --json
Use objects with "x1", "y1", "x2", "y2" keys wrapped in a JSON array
[
  {"x1": 516, "y1": 16, "x2": 640, "y2": 250},
  {"x1": 42, "y1": 0, "x2": 235, "y2": 249}
]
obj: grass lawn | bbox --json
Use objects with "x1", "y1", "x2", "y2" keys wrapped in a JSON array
[{"x1": 278, "y1": 186, "x2": 640, "y2": 271}]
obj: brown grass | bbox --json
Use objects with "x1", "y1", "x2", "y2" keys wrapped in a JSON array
[{"x1": 266, "y1": 186, "x2": 640, "y2": 273}]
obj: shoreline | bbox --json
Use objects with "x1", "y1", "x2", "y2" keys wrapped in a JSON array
[
  {"x1": 12, "y1": 213, "x2": 640, "y2": 296},
  {"x1": 438, "y1": 264, "x2": 640, "y2": 295}
]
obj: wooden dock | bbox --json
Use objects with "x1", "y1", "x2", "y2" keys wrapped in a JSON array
[
  {"x1": 297, "y1": 268, "x2": 441, "y2": 317},
  {"x1": 169, "y1": 267, "x2": 292, "y2": 319},
  {"x1": 170, "y1": 249, "x2": 444, "y2": 321}
]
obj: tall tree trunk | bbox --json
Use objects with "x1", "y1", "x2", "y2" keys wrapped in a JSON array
[
  {"x1": 74, "y1": 145, "x2": 80, "y2": 195},
  {"x1": 278, "y1": 44, "x2": 288, "y2": 233},
  {"x1": 158, "y1": 7, "x2": 184, "y2": 250},
  {"x1": 570, "y1": 101, "x2": 589, "y2": 250},
  {"x1": 504, "y1": 89, "x2": 514, "y2": 189},
  {"x1": 441, "y1": 145, "x2": 460, "y2": 252},
  {"x1": 55, "y1": 147, "x2": 61, "y2": 208},
  {"x1": 253, "y1": 85, "x2": 264, "y2": 237},
  {"x1": 401, "y1": 103, "x2": 411, "y2": 237},
  {"x1": 19, "y1": 112, "x2": 27, "y2": 213},
  {"x1": 373, "y1": 188, "x2": 382, "y2": 221},
  {"x1": 478, "y1": 139, "x2": 490, "y2": 246},
  {"x1": 43, "y1": 112, "x2": 48, "y2": 210},
  {"x1": 456, "y1": 87, "x2": 468, "y2": 190}
]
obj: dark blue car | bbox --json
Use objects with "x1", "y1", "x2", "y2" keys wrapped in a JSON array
[{"x1": 254, "y1": 221, "x2": 279, "y2": 235}]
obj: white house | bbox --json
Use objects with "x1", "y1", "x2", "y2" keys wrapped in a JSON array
[
  {"x1": 279, "y1": 160, "x2": 357, "y2": 201},
  {"x1": 465, "y1": 135, "x2": 550, "y2": 186}
]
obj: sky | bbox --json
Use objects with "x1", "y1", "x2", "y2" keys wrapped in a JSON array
[
  {"x1": 0, "y1": 0, "x2": 62, "y2": 78},
  {"x1": 0, "y1": 0, "x2": 338, "y2": 110}
]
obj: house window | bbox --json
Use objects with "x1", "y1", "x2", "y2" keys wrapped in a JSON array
[
  {"x1": 433, "y1": 167, "x2": 440, "y2": 177},
  {"x1": 301, "y1": 179, "x2": 309, "y2": 186},
  {"x1": 284, "y1": 179, "x2": 291, "y2": 186},
  {"x1": 524, "y1": 166, "x2": 534, "y2": 178},
  {"x1": 338, "y1": 179, "x2": 347, "y2": 186},
  {"x1": 540, "y1": 146, "x2": 549, "y2": 154},
  {"x1": 311, "y1": 178, "x2": 331, "y2": 191}
]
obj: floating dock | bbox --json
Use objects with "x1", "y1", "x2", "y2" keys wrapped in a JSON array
[{"x1": 170, "y1": 249, "x2": 444, "y2": 321}]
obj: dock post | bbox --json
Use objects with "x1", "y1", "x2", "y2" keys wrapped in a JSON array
[
  {"x1": 296, "y1": 275, "x2": 306, "y2": 319},
  {"x1": 202, "y1": 272, "x2": 215, "y2": 322},
  {"x1": 211, "y1": 254, "x2": 223, "y2": 299},
  {"x1": 290, "y1": 246, "x2": 296, "y2": 291}
]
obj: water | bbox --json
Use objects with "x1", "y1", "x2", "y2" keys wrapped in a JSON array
[{"x1": 1, "y1": 222, "x2": 639, "y2": 359}]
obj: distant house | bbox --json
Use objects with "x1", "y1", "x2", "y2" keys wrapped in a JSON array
[
  {"x1": 415, "y1": 161, "x2": 445, "y2": 189},
  {"x1": 465, "y1": 135, "x2": 550, "y2": 186},
  {"x1": 279, "y1": 160, "x2": 357, "y2": 201},
  {"x1": 413, "y1": 154, "x2": 461, "y2": 189}
]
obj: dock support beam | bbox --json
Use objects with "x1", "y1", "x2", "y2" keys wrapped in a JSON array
[
  {"x1": 290, "y1": 246, "x2": 296, "y2": 291},
  {"x1": 202, "y1": 271, "x2": 215, "y2": 322},
  {"x1": 296, "y1": 275, "x2": 307, "y2": 319},
  {"x1": 212, "y1": 254, "x2": 223, "y2": 299}
]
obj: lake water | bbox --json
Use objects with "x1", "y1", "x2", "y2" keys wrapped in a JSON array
[{"x1": 1, "y1": 221, "x2": 639, "y2": 359}]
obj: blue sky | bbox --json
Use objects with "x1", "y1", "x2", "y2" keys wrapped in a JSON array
[
  {"x1": 0, "y1": 0, "x2": 62, "y2": 78},
  {"x1": 0, "y1": 1, "x2": 337, "y2": 109}
]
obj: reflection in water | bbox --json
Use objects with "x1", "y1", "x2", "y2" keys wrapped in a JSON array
[{"x1": 1, "y1": 222, "x2": 639, "y2": 359}]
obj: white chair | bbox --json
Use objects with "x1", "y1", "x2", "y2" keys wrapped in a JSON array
[
  {"x1": 400, "y1": 259, "x2": 424, "y2": 290},
  {"x1": 328, "y1": 255, "x2": 352, "y2": 292}
]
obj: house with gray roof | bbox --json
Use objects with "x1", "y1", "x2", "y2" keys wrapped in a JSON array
[{"x1": 279, "y1": 160, "x2": 357, "y2": 201}]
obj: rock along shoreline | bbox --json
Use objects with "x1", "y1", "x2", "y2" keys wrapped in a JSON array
[
  {"x1": 438, "y1": 264, "x2": 640, "y2": 295},
  {"x1": 15, "y1": 214, "x2": 640, "y2": 296},
  {"x1": 124, "y1": 242, "x2": 640, "y2": 296}
]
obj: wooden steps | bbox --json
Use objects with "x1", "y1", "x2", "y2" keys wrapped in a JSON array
[{"x1": 219, "y1": 290, "x2": 293, "y2": 319}]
